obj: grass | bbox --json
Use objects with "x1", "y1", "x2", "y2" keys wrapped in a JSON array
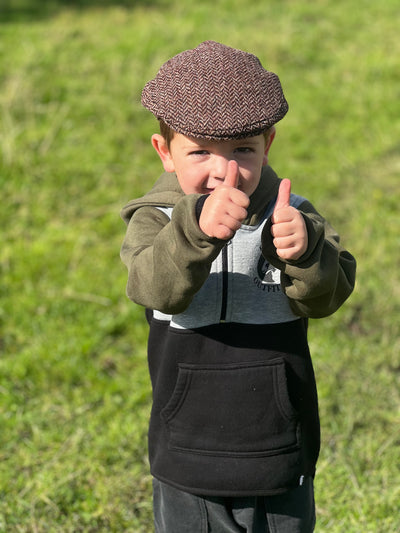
[{"x1": 1, "y1": 0, "x2": 399, "y2": 531}]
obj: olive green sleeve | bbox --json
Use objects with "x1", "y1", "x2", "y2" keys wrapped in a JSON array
[
  {"x1": 261, "y1": 200, "x2": 356, "y2": 318},
  {"x1": 120, "y1": 194, "x2": 225, "y2": 314}
]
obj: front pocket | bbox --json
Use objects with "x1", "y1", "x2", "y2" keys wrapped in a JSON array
[{"x1": 161, "y1": 359, "x2": 300, "y2": 457}]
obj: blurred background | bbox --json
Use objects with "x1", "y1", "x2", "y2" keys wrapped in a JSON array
[{"x1": 1, "y1": 0, "x2": 399, "y2": 531}]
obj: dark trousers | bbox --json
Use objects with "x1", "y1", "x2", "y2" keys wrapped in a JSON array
[{"x1": 153, "y1": 477, "x2": 315, "y2": 533}]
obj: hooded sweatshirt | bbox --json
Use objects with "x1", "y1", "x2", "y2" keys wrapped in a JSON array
[{"x1": 120, "y1": 165, "x2": 356, "y2": 496}]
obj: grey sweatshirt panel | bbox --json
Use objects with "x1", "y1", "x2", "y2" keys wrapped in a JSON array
[{"x1": 153, "y1": 194, "x2": 306, "y2": 329}]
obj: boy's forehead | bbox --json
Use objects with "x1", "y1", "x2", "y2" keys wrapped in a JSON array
[{"x1": 142, "y1": 41, "x2": 288, "y2": 141}]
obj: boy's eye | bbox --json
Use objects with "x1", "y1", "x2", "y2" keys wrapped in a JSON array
[
  {"x1": 190, "y1": 150, "x2": 209, "y2": 156},
  {"x1": 235, "y1": 147, "x2": 254, "y2": 154}
]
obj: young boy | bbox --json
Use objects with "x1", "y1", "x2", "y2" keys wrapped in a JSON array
[{"x1": 120, "y1": 41, "x2": 356, "y2": 532}]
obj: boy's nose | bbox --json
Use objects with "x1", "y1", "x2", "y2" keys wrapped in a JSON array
[{"x1": 210, "y1": 155, "x2": 229, "y2": 180}]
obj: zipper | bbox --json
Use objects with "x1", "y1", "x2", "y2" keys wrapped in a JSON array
[{"x1": 220, "y1": 243, "x2": 229, "y2": 322}]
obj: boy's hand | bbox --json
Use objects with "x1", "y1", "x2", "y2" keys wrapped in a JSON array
[
  {"x1": 271, "y1": 179, "x2": 308, "y2": 261},
  {"x1": 199, "y1": 161, "x2": 250, "y2": 240}
]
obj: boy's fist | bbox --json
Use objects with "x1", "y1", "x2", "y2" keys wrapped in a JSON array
[
  {"x1": 199, "y1": 161, "x2": 249, "y2": 240},
  {"x1": 271, "y1": 179, "x2": 308, "y2": 261}
]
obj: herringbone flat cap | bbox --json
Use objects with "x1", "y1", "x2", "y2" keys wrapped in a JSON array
[{"x1": 141, "y1": 41, "x2": 288, "y2": 140}]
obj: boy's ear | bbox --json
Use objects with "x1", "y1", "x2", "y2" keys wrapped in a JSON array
[
  {"x1": 263, "y1": 126, "x2": 276, "y2": 165},
  {"x1": 151, "y1": 134, "x2": 175, "y2": 173}
]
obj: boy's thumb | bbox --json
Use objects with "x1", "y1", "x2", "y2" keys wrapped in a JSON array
[
  {"x1": 274, "y1": 179, "x2": 291, "y2": 211},
  {"x1": 223, "y1": 160, "x2": 239, "y2": 189}
]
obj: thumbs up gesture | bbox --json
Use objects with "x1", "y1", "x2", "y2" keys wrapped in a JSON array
[
  {"x1": 271, "y1": 179, "x2": 308, "y2": 261},
  {"x1": 199, "y1": 160, "x2": 250, "y2": 240}
]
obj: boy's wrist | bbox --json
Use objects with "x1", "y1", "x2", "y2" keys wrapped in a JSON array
[{"x1": 195, "y1": 194, "x2": 210, "y2": 223}]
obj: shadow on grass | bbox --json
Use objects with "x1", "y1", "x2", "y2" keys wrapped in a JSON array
[{"x1": 0, "y1": 0, "x2": 166, "y2": 23}]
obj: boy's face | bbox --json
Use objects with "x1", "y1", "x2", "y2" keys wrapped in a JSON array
[{"x1": 152, "y1": 130, "x2": 274, "y2": 197}]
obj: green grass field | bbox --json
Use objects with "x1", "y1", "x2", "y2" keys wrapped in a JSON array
[{"x1": 1, "y1": 0, "x2": 399, "y2": 531}]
